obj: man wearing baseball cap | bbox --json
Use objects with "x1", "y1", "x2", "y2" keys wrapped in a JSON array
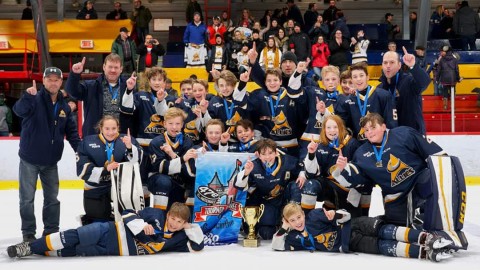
[
  {"x1": 111, "y1": 27, "x2": 137, "y2": 74},
  {"x1": 207, "y1": 15, "x2": 226, "y2": 47},
  {"x1": 13, "y1": 66, "x2": 80, "y2": 243}
]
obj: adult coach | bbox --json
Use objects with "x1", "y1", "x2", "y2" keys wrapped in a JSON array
[
  {"x1": 13, "y1": 67, "x2": 80, "y2": 243},
  {"x1": 66, "y1": 53, "x2": 137, "y2": 137},
  {"x1": 378, "y1": 47, "x2": 430, "y2": 134}
]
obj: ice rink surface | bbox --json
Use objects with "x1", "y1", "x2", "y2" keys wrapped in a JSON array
[{"x1": 0, "y1": 186, "x2": 478, "y2": 269}]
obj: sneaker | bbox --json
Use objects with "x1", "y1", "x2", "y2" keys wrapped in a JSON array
[
  {"x1": 425, "y1": 247, "x2": 453, "y2": 262},
  {"x1": 7, "y1": 242, "x2": 32, "y2": 258},
  {"x1": 22, "y1": 234, "x2": 36, "y2": 243},
  {"x1": 424, "y1": 233, "x2": 453, "y2": 250}
]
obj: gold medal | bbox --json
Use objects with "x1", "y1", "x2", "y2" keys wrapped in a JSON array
[
  {"x1": 111, "y1": 99, "x2": 117, "y2": 105},
  {"x1": 376, "y1": 161, "x2": 383, "y2": 168}
]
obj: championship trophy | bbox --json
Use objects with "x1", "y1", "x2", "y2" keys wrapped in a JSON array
[{"x1": 239, "y1": 204, "x2": 265, "y2": 247}]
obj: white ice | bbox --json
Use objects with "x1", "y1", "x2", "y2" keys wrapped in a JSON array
[{"x1": 0, "y1": 186, "x2": 478, "y2": 269}]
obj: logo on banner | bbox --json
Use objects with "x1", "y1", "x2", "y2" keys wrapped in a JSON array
[{"x1": 194, "y1": 159, "x2": 243, "y2": 222}]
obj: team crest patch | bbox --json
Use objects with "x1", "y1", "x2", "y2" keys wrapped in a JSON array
[
  {"x1": 270, "y1": 111, "x2": 292, "y2": 136},
  {"x1": 144, "y1": 114, "x2": 166, "y2": 134},
  {"x1": 314, "y1": 231, "x2": 337, "y2": 250},
  {"x1": 387, "y1": 154, "x2": 415, "y2": 187}
]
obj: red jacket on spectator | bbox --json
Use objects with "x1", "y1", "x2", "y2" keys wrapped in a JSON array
[
  {"x1": 207, "y1": 24, "x2": 226, "y2": 46},
  {"x1": 311, "y1": 42, "x2": 330, "y2": 68}
]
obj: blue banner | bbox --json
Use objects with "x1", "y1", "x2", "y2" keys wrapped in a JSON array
[{"x1": 193, "y1": 152, "x2": 255, "y2": 246}]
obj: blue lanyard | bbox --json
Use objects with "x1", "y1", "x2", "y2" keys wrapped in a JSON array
[
  {"x1": 264, "y1": 160, "x2": 278, "y2": 175},
  {"x1": 355, "y1": 85, "x2": 371, "y2": 117},
  {"x1": 239, "y1": 141, "x2": 251, "y2": 152},
  {"x1": 206, "y1": 142, "x2": 215, "y2": 152},
  {"x1": 372, "y1": 132, "x2": 387, "y2": 166},
  {"x1": 150, "y1": 92, "x2": 156, "y2": 104},
  {"x1": 389, "y1": 73, "x2": 399, "y2": 102},
  {"x1": 223, "y1": 99, "x2": 235, "y2": 120},
  {"x1": 327, "y1": 90, "x2": 338, "y2": 100},
  {"x1": 53, "y1": 102, "x2": 59, "y2": 120},
  {"x1": 175, "y1": 133, "x2": 184, "y2": 146},
  {"x1": 328, "y1": 137, "x2": 339, "y2": 149},
  {"x1": 108, "y1": 79, "x2": 120, "y2": 101},
  {"x1": 268, "y1": 90, "x2": 283, "y2": 119},
  {"x1": 105, "y1": 141, "x2": 115, "y2": 162},
  {"x1": 300, "y1": 230, "x2": 316, "y2": 251}
]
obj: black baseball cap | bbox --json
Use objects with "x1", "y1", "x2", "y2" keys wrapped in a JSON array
[
  {"x1": 43, "y1": 67, "x2": 63, "y2": 78},
  {"x1": 120, "y1": 27, "x2": 129, "y2": 33}
]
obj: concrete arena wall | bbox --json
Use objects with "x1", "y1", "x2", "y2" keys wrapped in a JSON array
[{"x1": 0, "y1": 135, "x2": 478, "y2": 181}]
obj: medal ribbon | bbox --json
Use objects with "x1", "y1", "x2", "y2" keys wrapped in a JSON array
[{"x1": 372, "y1": 131, "x2": 388, "y2": 166}]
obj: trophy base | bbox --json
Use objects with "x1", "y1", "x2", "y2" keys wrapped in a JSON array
[{"x1": 243, "y1": 238, "x2": 260, "y2": 247}]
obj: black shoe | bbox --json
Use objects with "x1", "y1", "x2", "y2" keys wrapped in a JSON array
[
  {"x1": 7, "y1": 242, "x2": 32, "y2": 258},
  {"x1": 22, "y1": 234, "x2": 36, "y2": 243}
]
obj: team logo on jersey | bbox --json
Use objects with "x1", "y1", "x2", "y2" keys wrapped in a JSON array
[
  {"x1": 184, "y1": 120, "x2": 199, "y2": 142},
  {"x1": 144, "y1": 114, "x2": 166, "y2": 134},
  {"x1": 314, "y1": 231, "x2": 337, "y2": 250},
  {"x1": 264, "y1": 184, "x2": 284, "y2": 200},
  {"x1": 270, "y1": 111, "x2": 292, "y2": 136},
  {"x1": 194, "y1": 160, "x2": 243, "y2": 222},
  {"x1": 387, "y1": 154, "x2": 415, "y2": 187},
  {"x1": 226, "y1": 111, "x2": 242, "y2": 135}
]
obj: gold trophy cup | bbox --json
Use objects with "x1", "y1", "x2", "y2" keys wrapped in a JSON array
[{"x1": 239, "y1": 204, "x2": 265, "y2": 247}]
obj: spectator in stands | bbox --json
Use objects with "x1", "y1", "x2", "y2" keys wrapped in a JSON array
[
  {"x1": 251, "y1": 29, "x2": 266, "y2": 57},
  {"x1": 252, "y1": 20, "x2": 271, "y2": 41},
  {"x1": 308, "y1": 14, "x2": 328, "y2": 43},
  {"x1": 207, "y1": 15, "x2": 227, "y2": 47},
  {"x1": 0, "y1": 93, "x2": 13, "y2": 137},
  {"x1": 260, "y1": 10, "x2": 273, "y2": 28},
  {"x1": 440, "y1": 9, "x2": 455, "y2": 39},
  {"x1": 131, "y1": 0, "x2": 153, "y2": 46},
  {"x1": 284, "y1": 19, "x2": 295, "y2": 37},
  {"x1": 275, "y1": 28, "x2": 289, "y2": 53},
  {"x1": 414, "y1": 45, "x2": 427, "y2": 70},
  {"x1": 237, "y1": 9, "x2": 255, "y2": 29},
  {"x1": 264, "y1": 18, "x2": 280, "y2": 40},
  {"x1": 385, "y1": 13, "x2": 400, "y2": 40},
  {"x1": 259, "y1": 36, "x2": 283, "y2": 71},
  {"x1": 111, "y1": 27, "x2": 138, "y2": 74},
  {"x1": 431, "y1": 48, "x2": 446, "y2": 96},
  {"x1": 409, "y1": 11, "x2": 417, "y2": 40},
  {"x1": 66, "y1": 54, "x2": 137, "y2": 137},
  {"x1": 328, "y1": 29, "x2": 350, "y2": 72},
  {"x1": 323, "y1": 0, "x2": 339, "y2": 36},
  {"x1": 430, "y1": 5, "x2": 445, "y2": 39},
  {"x1": 453, "y1": 1, "x2": 480, "y2": 50},
  {"x1": 435, "y1": 46, "x2": 460, "y2": 109},
  {"x1": 350, "y1": 29, "x2": 369, "y2": 64},
  {"x1": 387, "y1": 41, "x2": 397, "y2": 52},
  {"x1": 304, "y1": 3, "x2": 319, "y2": 35},
  {"x1": 378, "y1": 47, "x2": 431, "y2": 134},
  {"x1": 311, "y1": 34, "x2": 330, "y2": 81},
  {"x1": 225, "y1": 29, "x2": 245, "y2": 74},
  {"x1": 236, "y1": 40, "x2": 251, "y2": 74},
  {"x1": 183, "y1": 12, "x2": 208, "y2": 68},
  {"x1": 289, "y1": 23, "x2": 311, "y2": 62},
  {"x1": 186, "y1": 0, "x2": 203, "y2": 24},
  {"x1": 165, "y1": 78, "x2": 178, "y2": 98},
  {"x1": 21, "y1": 0, "x2": 32, "y2": 20},
  {"x1": 76, "y1": 1, "x2": 98, "y2": 20},
  {"x1": 332, "y1": 10, "x2": 350, "y2": 39},
  {"x1": 137, "y1": 34, "x2": 166, "y2": 73},
  {"x1": 207, "y1": 34, "x2": 227, "y2": 81},
  {"x1": 106, "y1": 1, "x2": 128, "y2": 20},
  {"x1": 221, "y1": 10, "x2": 233, "y2": 30},
  {"x1": 278, "y1": 7, "x2": 289, "y2": 28},
  {"x1": 287, "y1": 0, "x2": 305, "y2": 31}
]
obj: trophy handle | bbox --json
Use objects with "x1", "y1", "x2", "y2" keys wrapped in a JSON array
[{"x1": 257, "y1": 204, "x2": 265, "y2": 219}]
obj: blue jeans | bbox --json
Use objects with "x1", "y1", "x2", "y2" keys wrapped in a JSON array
[
  {"x1": 19, "y1": 159, "x2": 60, "y2": 237},
  {"x1": 313, "y1": 67, "x2": 323, "y2": 80}
]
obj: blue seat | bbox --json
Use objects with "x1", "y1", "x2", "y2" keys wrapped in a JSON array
[
  {"x1": 163, "y1": 54, "x2": 185, "y2": 68},
  {"x1": 167, "y1": 42, "x2": 185, "y2": 54}
]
